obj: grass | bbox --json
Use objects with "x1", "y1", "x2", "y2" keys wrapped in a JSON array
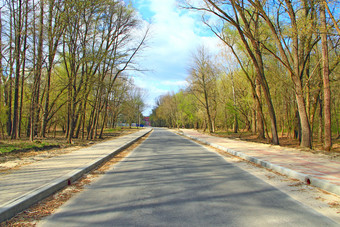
[
  {"x1": 104, "y1": 127, "x2": 122, "y2": 133},
  {"x1": 0, "y1": 141, "x2": 56, "y2": 154}
]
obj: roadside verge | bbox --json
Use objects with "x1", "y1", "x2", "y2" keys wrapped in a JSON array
[{"x1": 178, "y1": 130, "x2": 340, "y2": 197}]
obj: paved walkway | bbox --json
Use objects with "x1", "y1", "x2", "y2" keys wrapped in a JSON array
[
  {"x1": 180, "y1": 129, "x2": 340, "y2": 196},
  {"x1": 0, "y1": 128, "x2": 151, "y2": 222}
]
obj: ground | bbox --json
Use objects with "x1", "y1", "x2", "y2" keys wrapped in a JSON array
[
  {"x1": 203, "y1": 143, "x2": 340, "y2": 223},
  {"x1": 210, "y1": 130, "x2": 340, "y2": 159},
  {"x1": 0, "y1": 130, "x2": 149, "y2": 227},
  {"x1": 1, "y1": 128, "x2": 340, "y2": 226},
  {"x1": 0, "y1": 128, "x2": 141, "y2": 172}
]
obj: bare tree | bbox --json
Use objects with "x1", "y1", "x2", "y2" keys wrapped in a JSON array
[
  {"x1": 188, "y1": 46, "x2": 217, "y2": 133},
  {"x1": 41, "y1": 0, "x2": 66, "y2": 137},
  {"x1": 183, "y1": 0, "x2": 279, "y2": 144},
  {"x1": 0, "y1": 6, "x2": 3, "y2": 138}
]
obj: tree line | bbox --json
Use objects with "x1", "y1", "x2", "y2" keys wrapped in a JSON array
[
  {"x1": 0, "y1": 0, "x2": 147, "y2": 143},
  {"x1": 151, "y1": 0, "x2": 339, "y2": 151}
]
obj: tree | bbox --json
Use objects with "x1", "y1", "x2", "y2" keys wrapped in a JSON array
[
  {"x1": 319, "y1": 2, "x2": 332, "y2": 151},
  {"x1": 121, "y1": 85, "x2": 146, "y2": 128},
  {"x1": 182, "y1": 0, "x2": 280, "y2": 144},
  {"x1": 188, "y1": 46, "x2": 217, "y2": 133},
  {"x1": 41, "y1": 0, "x2": 66, "y2": 137},
  {"x1": 245, "y1": 0, "x2": 317, "y2": 148}
]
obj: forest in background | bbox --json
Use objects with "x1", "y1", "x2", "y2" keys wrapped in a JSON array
[
  {"x1": 0, "y1": 0, "x2": 148, "y2": 144},
  {"x1": 150, "y1": 0, "x2": 340, "y2": 151}
]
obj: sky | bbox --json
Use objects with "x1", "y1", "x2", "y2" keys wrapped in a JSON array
[{"x1": 130, "y1": 0, "x2": 221, "y2": 116}]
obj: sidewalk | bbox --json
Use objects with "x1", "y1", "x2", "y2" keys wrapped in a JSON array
[
  {"x1": 180, "y1": 129, "x2": 340, "y2": 196},
  {"x1": 0, "y1": 128, "x2": 152, "y2": 223}
]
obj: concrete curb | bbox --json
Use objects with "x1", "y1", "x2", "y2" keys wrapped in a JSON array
[
  {"x1": 180, "y1": 132, "x2": 340, "y2": 197},
  {"x1": 0, "y1": 128, "x2": 152, "y2": 223}
]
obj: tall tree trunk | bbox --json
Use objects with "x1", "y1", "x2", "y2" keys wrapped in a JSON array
[
  {"x1": 318, "y1": 96, "x2": 323, "y2": 142},
  {"x1": 294, "y1": 78, "x2": 312, "y2": 148},
  {"x1": 252, "y1": 107, "x2": 256, "y2": 133},
  {"x1": 18, "y1": 3, "x2": 28, "y2": 138},
  {"x1": 11, "y1": 0, "x2": 23, "y2": 139},
  {"x1": 289, "y1": 4, "x2": 312, "y2": 148},
  {"x1": 255, "y1": 77, "x2": 265, "y2": 138},
  {"x1": 42, "y1": 0, "x2": 64, "y2": 137},
  {"x1": 320, "y1": 4, "x2": 332, "y2": 151},
  {"x1": 6, "y1": 76, "x2": 12, "y2": 137},
  {"x1": 231, "y1": 74, "x2": 238, "y2": 133},
  {"x1": 0, "y1": 9, "x2": 2, "y2": 139},
  {"x1": 30, "y1": 0, "x2": 44, "y2": 141},
  {"x1": 7, "y1": 12, "x2": 14, "y2": 137},
  {"x1": 34, "y1": 0, "x2": 44, "y2": 138},
  {"x1": 203, "y1": 85, "x2": 213, "y2": 133},
  {"x1": 67, "y1": 96, "x2": 76, "y2": 143}
]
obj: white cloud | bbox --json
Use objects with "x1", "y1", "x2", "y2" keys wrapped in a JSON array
[
  {"x1": 161, "y1": 80, "x2": 188, "y2": 87},
  {"x1": 132, "y1": 0, "x2": 221, "y2": 115}
]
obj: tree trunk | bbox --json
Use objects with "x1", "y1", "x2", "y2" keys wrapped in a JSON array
[
  {"x1": 204, "y1": 90, "x2": 213, "y2": 133},
  {"x1": 18, "y1": 6, "x2": 28, "y2": 138},
  {"x1": 320, "y1": 4, "x2": 332, "y2": 151},
  {"x1": 318, "y1": 96, "x2": 323, "y2": 143},
  {"x1": 255, "y1": 78, "x2": 265, "y2": 138},
  {"x1": 230, "y1": 74, "x2": 238, "y2": 133},
  {"x1": 7, "y1": 14, "x2": 14, "y2": 137},
  {"x1": 30, "y1": 0, "x2": 44, "y2": 141},
  {"x1": 11, "y1": 0, "x2": 22, "y2": 139},
  {"x1": 295, "y1": 82, "x2": 312, "y2": 148},
  {"x1": 0, "y1": 10, "x2": 2, "y2": 139},
  {"x1": 99, "y1": 102, "x2": 108, "y2": 139}
]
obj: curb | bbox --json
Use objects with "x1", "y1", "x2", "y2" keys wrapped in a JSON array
[
  {"x1": 181, "y1": 132, "x2": 340, "y2": 197},
  {"x1": 0, "y1": 128, "x2": 152, "y2": 223}
]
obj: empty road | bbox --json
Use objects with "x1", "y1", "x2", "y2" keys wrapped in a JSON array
[{"x1": 38, "y1": 128, "x2": 337, "y2": 226}]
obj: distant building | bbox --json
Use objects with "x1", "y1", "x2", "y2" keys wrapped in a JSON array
[{"x1": 144, "y1": 117, "x2": 151, "y2": 126}]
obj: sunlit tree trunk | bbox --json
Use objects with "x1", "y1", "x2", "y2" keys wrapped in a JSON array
[
  {"x1": 18, "y1": 2, "x2": 29, "y2": 138},
  {"x1": 255, "y1": 78, "x2": 264, "y2": 138},
  {"x1": 320, "y1": 3, "x2": 332, "y2": 151},
  {"x1": 41, "y1": 0, "x2": 64, "y2": 137},
  {"x1": 11, "y1": 0, "x2": 23, "y2": 139},
  {"x1": 0, "y1": 9, "x2": 3, "y2": 139}
]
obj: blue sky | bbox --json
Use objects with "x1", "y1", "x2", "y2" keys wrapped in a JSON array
[{"x1": 130, "y1": 0, "x2": 220, "y2": 115}]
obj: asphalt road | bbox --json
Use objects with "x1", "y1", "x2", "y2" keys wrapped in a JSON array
[{"x1": 38, "y1": 128, "x2": 337, "y2": 226}]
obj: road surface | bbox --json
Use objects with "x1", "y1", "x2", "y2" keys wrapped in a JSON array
[{"x1": 38, "y1": 128, "x2": 337, "y2": 226}]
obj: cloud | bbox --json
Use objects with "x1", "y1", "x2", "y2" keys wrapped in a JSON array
[
  {"x1": 131, "y1": 0, "x2": 221, "y2": 115},
  {"x1": 161, "y1": 80, "x2": 188, "y2": 87}
]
